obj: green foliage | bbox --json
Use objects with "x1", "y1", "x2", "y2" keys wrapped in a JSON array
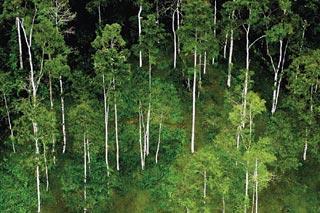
[{"x1": 0, "y1": 155, "x2": 37, "y2": 212}]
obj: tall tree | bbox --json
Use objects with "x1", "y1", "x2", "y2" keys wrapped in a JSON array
[
  {"x1": 92, "y1": 23, "x2": 130, "y2": 171},
  {"x1": 178, "y1": 0, "x2": 217, "y2": 153}
]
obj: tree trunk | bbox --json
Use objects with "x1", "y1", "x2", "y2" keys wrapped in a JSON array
[
  {"x1": 243, "y1": 25, "x2": 250, "y2": 129},
  {"x1": 191, "y1": 48, "x2": 197, "y2": 153},
  {"x1": 36, "y1": 165, "x2": 41, "y2": 213},
  {"x1": 98, "y1": 4, "x2": 102, "y2": 26},
  {"x1": 43, "y1": 143, "x2": 49, "y2": 191},
  {"x1": 177, "y1": 0, "x2": 181, "y2": 54},
  {"x1": 115, "y1": 96, "x2": 120, "y2": 171},
  {"x1": 60, "y1": 76, "x2": 67, "y2": 153},
  {"x1": 303, "y1": 128, "x2": 308, "y2": 161},
  {"x1": 227, "y1": 23, "x2": 234, "y2": 88},
  {"x1": 48, "y1": 60, "x2": 56, "y2": 164},
  {"x1": 223, "y1": 33, "x2": 228, "y2": 59},
  {"x1": 203, "y1": 170, "x2": 207, "y2": 202},
  {"x1": 3, "y1": 93, "x2": 15, "y2": 153},
  {"x1": 255, "y1": 159, "x2": 258, "y2": 213},
  {"x1": 103, "y1": 74, "x2": 110, "y2": 175},
  {"x1": 172, "y1": 9, "x2": 177, "y2": 69},
  {"x1": 83, "y1": 133, "x2": 87, "y2": 213},
  {"x1": 155, "y1": 115, "x2": 163, "y2": 164},
  {"x1": 86, "y1": 138, "x2": 91, "y2": 173},
  {"x1": 139, "y1": 106, "x2": 145, "y2": 169},
  {"x1": 20, "y1": 16, "x2": 42, "y2": 213},
  {"x1": 146, "y1": 102, "x2": 151, "y2": 156},
  {"x1": 138, "y1": 5, "x2": 143, "y2": 67},
  {"x1": 244, "y1": 164, "x2": 249, "y2": 213},
  {"x1": 16, "y1": 17, "x2": 23, "y2": 70},
  {"x1": 203, "y1": 51, "x2": 207, "y2": 74},
  {"x1": 212, "y1": 0, "x2": 217, "y2": 65},
  {"x1": 198, "y1": 54, "x2": 202, "y2": 98},
  {"x1": 222, "y1": 195, "x2": 226, "y2": 213}
]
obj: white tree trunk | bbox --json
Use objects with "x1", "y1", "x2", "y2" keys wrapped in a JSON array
[
  {"x1": 43, "y1": 143, "x2": 49, "y2": 191},
  {"x1": 244, "y1": 165, "x2": 249, "y2": 213},
  {"x1": 222, "y1": 195, "x2": 226, "y2": 213},
  {"x1": 138, "y1": 5, "x2": 143, "y2": 67},
  {"x1": 155, "y1": 116, "x2": 163, "y2": 164},
  {"x1": 223, "y1": 33, "x2": 228, "y2": 59},
  {"x1": 16, "y1": 17, "x2": 23, "y2": 70},
  {"x1": 212, "y1": 0, "x2": 217, "y2": 64},
  {"x1": 255, "y1": 159, "x2": 258, "y2": 213},
  {"x1": 146, "y1": 102, "x2": 151, "y2": 156},
  {"x1": 203, "y1": 51, "x2": 207, "y2": 74},
  {"x1": 20, "y1": 16, "x2": 42, "y2": 213},
  {"x1": 139, "y1": 107, "x2": 145, "y2": 169},
  {"x1": 36, "y1": 165, "x2": 41, "y2": 213},
  {"x1": 303, "y1": 128, "x2": 308, "y2": 161},
  {"x1": 86, "y1": 138, "x2": 91, "y2": 172},
  {"x1": 191, "y1": 48, "x2": 197, "y2": 153},
  {"x1": 115, "y1": 100, "x2": 120, "y2": 171},
  {"x1": 177, "y1": 0, "x2": 181, "y2": 53},
  {"x1": 103, "y1": 74, "x2": 110, "y2": 175},
  {"x1": 83, "y1": 134, "x2": 87, "y2": 213},
  {"x1": 243, "y1": 25, "x2": 250, "y2": 129},
  {"x1": 3, "y1": 93, "x2": 15, "y2": 153},
  {"x1": 268, "y1": 40, "x2": 287, "y2": 115},
  {"x1": 60, "y1": 76, "x2": 67, "y2": 154},
  {"x1": 172, "y1": 9, "x2": 177, "y2": 69},
  {"x1": 227, "y1": 27, "x2": 234, "y2": 88},
  {"x1": 48, "y1": 70, "x2": 56, "y2": 164},
  {"x1": 203, "y1": 170, "x2": 207, "y2": 202}
]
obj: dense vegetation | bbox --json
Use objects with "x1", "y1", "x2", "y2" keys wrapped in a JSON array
[{"x1": 0, "y1": 0, "x2": 319, "y2": 212}]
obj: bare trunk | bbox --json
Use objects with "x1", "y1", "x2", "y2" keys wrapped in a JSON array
[
  {"x1": 36, "y1": 165, "x2": 41, "y2": 213},
  {"x1": 303, "y1": 128, "x2": 308, "y2": 161},
  {"x1": 98, "y1": 4, "x2": 102, "y2": 26},
  {"x1": 16, "y1": 17, "x2": 23, "y2": 70},
  {"x1": 3, "y1": 93, "x2": 15, "y2": 152},
  {"x1": 198, "y1": 54, "x2": 202, "y2": 98},
  {"x1": 139, "y1": 106, "x2": 145, "y2": 169},
  {"x1": 86, "y1": 138, "x2": 91, "y2": 173},
  {"x1": 138, "y1": 5, "x2": 143, "y2": 67},
  {"x1": 83, "y1": 134, "x2": 87, "y2": 213},
  {"x1": 222, "y1": 195, "x2": 226, "y2": 213},
  {"x1": 103, "y1": 74, "x2": 110, "y2": 175},
  {"x1": 146, "y1": 102, "x2": 151, "y2": 156},
  {"x1": 227, "y1": 26, "x2": 234, "y2": 87},
  {"x1": 203, "y1": 51, "x2": 207, "y2": 74},
  {"x1": 212, "y1": 0, "x2": 217, "y2": 64},
  {"x1": 60, "y1": 76, "x2": 67, "y2": 153},
  {"x1": 243, "y1": 25, "x2": 250, "y2": 129},
  {"x1": 20, "y1": 16, "x2": 41, "y2": 213},
  {"x1": 115, "y1": 98, "x2": 120, "y2": 171},
  {"x1": 191, "y1": 48, "x2": 197, "y2": 153},
  {"x1": 255, "y1": 159, "x2": 258, "y2": 213},
  {"x1": 244, "y1": 165, "x2": 249, "y2": 213},
  {"x1": 172, "y1": 9, "x2": 177, "y2": 69},
  {"x1": 251, "y1": 188, "x2": 255, "y2": 213},
  {"x1": 155, "y1": 115, "x2": 163, "y2": 164},
  {"x1": 177, "y1": 0, "x2": 181, "y2": 53},
  {"x1": 203, "y1": 170, "x2": 207, "y2": 202},
  {"x1": 43, "y1": 143, "x2": 49, "y2": 191},
  {"x1": 48, "y1": 68, "x2": 56, "y2": 164},
  {"x1": 223, "y1": 33, "x2": 228, "y2": 59},
  {"x1": 267, "y1": 40, "x2": 287, "y2": 115}
]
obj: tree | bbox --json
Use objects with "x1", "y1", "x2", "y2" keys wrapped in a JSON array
[
  {"x1": 288, "y1": 49, "x2": 320, "y2": 161},
  {"x1": 178, "y1": 0, "x2": 217, "y2": 153},
  {"x1": 92, "y1": 23, "x2": 130, "y2": 171}
]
